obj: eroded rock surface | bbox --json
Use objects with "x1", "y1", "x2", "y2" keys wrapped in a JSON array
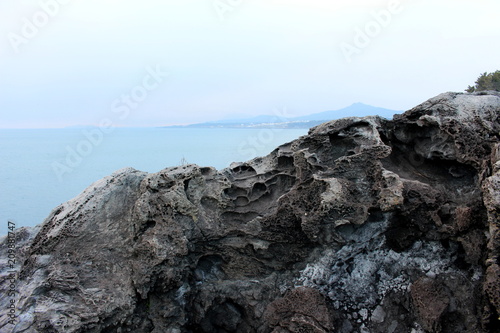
[{"x1": 1, "y1": 91, "x2": 500, "y2": 332}]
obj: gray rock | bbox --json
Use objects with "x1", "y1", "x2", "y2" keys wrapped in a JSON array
[{"x1": 1, "y1": 91, "x2": 500, "y2": 332}]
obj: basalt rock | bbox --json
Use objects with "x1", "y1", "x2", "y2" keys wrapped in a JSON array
[{"x1": 1, "y1": 91, "x2": 500, "y2": 332}]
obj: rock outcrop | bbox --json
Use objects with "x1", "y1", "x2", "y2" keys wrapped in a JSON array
[{"x1": 1, "y1": 91, "x2": 500, "y2": 332}]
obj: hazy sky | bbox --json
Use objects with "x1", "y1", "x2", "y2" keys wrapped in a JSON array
[{"x1": 0, "y1": 0, "x2": 499, "y2": 128}]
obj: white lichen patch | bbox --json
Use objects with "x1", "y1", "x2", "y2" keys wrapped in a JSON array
[{"x1": 296, "y1": 219, "x2": 458, "y2": 322}]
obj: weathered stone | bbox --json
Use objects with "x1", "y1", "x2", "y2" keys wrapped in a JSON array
[
  {"x1": 264, "y1": 287, "x2": 333, "y2": 333},
  {"x1": 410, "y1": 277, "x2": 450, "y2": 332},
  {"x1": 0, "y1": 91, "x2": 499, "y2": 332}
]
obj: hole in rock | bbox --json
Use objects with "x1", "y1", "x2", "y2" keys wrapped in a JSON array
[
  {"x1": 367, "y1": 208, "x2": 385, "y2": 223},
  {"x1": 328, "y1": 133, "x2": 358, "y2": 161},
  {"x1": 189, "y1": 299, "x2": 247, "y2": 333},
  {"x1": 385, "y1": 214, "x2": 421, "y2": 252},
  {"x1": 135, "y1": 220, "x2": 157, "y2": 241},
  {"x1": 277, "y1": 155, "x2": 295, "y2": 168},
  {"x1": 234, "y1": 196, "x2": 250, "y2": 207},
  {"x1": 454, "y1": 243, "x2": 470, "y2": 270},
  {"x1": 223, "y1": 186, "x2": 248, "y2": 199},
  {"x1": 200, "y1": 167, "x2": 214, "y2": 176},
  {"x1": 194, "y1": 255, "x2": 225, "y2": 282},
  {"x1": 440, "y1": 310, "x2": 466, "y2": 333},
  {"x1": 251, "y1": 182, "x2": 267, "y2": 195},
  {"x1": 231, "y1": 164, "x2": 257, "y2": 177}
]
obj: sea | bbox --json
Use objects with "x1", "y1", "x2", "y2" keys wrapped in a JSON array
[{"x1": 0, "y1": 127, "x2": 308, "y2": 236}]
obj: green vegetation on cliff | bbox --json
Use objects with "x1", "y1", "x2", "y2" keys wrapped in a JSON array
[{"x1": 466, "y1": 71, "x2": 500, "y2": 92}]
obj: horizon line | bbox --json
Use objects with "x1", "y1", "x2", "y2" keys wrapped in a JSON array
[{"x1": 0, "y1": 101, "x2": 404, "y2": 130}]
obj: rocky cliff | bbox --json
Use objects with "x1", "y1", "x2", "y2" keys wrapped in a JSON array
[{"x1": 1, "y1": 92, "x2": 500, "y2": 333}]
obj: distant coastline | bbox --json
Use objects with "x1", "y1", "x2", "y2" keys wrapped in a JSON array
[
  {"x1": 164, "y1": 120, "x2": 326, "y2": 129},
  {"x1": 163, "y1": 102, "x2": 400, "y2": 129}
]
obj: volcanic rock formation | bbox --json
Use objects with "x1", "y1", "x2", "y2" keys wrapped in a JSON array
[{"x1": 1, "y1": 91, "x2": 500, "y2": 332}]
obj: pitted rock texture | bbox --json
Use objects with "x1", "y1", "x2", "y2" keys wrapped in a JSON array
[{"x1": 1, "y1": 91, "x2": 500, "y2": 333}]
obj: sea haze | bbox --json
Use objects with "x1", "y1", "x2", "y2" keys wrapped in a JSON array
[{"x1": 0, "y1": 127, "x2": 307, "y2": 235}]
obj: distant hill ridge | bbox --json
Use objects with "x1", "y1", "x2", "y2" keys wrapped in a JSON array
[{"x1": 166, "y1": 103, "x2": 401, "y2": 129}]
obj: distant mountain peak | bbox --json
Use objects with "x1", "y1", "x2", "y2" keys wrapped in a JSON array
[{"x1": 164, "y1": 103, "x2": 401, "y2": 129}]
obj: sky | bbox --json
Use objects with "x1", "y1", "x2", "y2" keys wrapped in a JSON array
[{"x1": 0, "y1": 0, "x2": 499, "y2": 128}]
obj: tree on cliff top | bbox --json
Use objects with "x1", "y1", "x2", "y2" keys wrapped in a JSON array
[{"x1": 466, "y1": 71, "x2": 500, "y2": 92}]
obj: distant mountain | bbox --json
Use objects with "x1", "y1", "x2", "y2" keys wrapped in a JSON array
[{"x1": 165, "y1": 103, "x2": 401, "y2": 129}]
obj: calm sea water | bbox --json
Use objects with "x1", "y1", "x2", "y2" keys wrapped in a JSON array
[{"x1": 0, "y1": 127, "x2": 307, "y2": 235}]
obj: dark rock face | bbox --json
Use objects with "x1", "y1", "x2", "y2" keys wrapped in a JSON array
[{"x1": 1, "y1": 91, "x2": 500, "y2": 332}]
